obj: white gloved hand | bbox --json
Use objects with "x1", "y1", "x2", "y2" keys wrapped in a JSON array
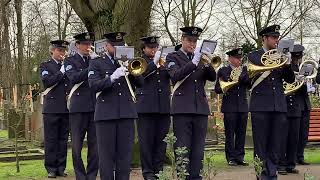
[
  {"x1": 306, "y1": 80, "x2": 315, "y2": 93},
  {"x1": 60, "y1": 65, "x2": 65, "y2": 74},
  {"x1": 89, "y1": 51, "x2": 99, "y2": 59},
  {"x1": 153, "y1": 51, "x2": 161, "y2": 65},
  {"x1": 285, "y1": 53, "x2": 291, "y2": 65},
  {"x1": 110, "y1": 66, "x2": 128, "y2": 82},
  {"x1": 192, "y1": 49, "x2": 202, "y2": 66}
]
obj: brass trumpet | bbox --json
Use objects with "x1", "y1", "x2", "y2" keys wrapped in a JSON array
[
  {"x1": 284, "y1": 59, "x2": 318, "y2": 95},
  {"x1": 247, "y1": 49, "x2": 288, "y2": 78},
  {"x1": 201, "y1": 53, "x2": 222, "y2": 69}
]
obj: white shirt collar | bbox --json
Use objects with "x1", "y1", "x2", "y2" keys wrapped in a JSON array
[
  {"x1": 105, "y1": 52, "x2": 114, "y2": 62},
  {"x1": 52, "y1": 58, "x2": 60, "y2": 64}
]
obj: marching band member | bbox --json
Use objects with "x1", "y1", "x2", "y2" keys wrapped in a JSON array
[
  {"x1": 215, "y1": 48, "x2": 249, "y2": 166},
  {"x1": 39, "y1": 40, "x2": 70, "y2": 178},
  {"x1": 136, "y1": 36, "x2": 171, "y2": 180},
  {"x1": 278, "y1": 44, "x2": 307, "y2": 175},
  {"x1": 294, "y1": 45, "x2": 312, "y2": 165},
  {"x1": 64, "y1": 32, "x2": 98, "y2": 180},
  {"x1": 166, "y1": 26, "x2": 216, "y2": 179},
  {"x1": 88, "y1": 32, "x2": 144, "y2": 180},
  {"x1": 248, "y1": 25, "x2": 295, "y2": 180}
]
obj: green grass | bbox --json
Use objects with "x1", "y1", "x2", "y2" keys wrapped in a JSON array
[
  {"x1": 0, "y1": 147, "x2": 319, "y2": 179},
  {"x1": 0, "y1": 149, "x2": 87, "y2": 180},
  {"x1": 0, "y1": 130, "x2": 8, "y2": 139},
  {"x1": 205, "y1": 148, "x2": 320, "y2": 169}
]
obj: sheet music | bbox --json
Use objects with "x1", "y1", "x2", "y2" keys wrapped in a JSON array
[{"x1": 115, "y1": 46, "x2": 135, "y2": 60}]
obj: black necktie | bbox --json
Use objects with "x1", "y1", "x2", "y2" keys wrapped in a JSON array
[
  {"x1": 84, "y1": 56, "x2": 89, "y2": 66},
  {"x1": 187, "y1": 53, "x2": 193, "y2": 60}
]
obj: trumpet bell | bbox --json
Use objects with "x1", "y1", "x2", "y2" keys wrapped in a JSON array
[
  {"x1": 128, "y1": 57, "x2": 148, "y2": 76},
  {"x1": 299, "y1": 59, "x2": 318, "y2": 79},
  {"x1": 201, "y1": 54, "x2": 221, "y2": 69},
  {"x1": 219, "y1": 80, "x2": 238, "y2": 93}
]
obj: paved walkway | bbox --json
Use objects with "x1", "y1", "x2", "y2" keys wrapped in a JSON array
[{"x1": 41, "y1": 165, "x2": 320, "y2": 180}]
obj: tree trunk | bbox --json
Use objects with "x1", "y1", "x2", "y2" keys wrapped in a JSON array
[
  {"x1": 14, "y1": 0, "x2": 24, "y2": 102},
  {"x1": 1, "y1": 1, "x2": 13, "y2": 100},
  {"x1": 67, "y1": 0, "x2": 154, "y2": 50}
]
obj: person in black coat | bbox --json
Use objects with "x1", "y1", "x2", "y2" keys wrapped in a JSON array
[
  {"x1": 248, "y1": 25, "x2": 295, "y2": 180},
  {"x1": 278, "y1": 45, "x2": 306, "y2": 175},
  {"x1": 39, "y1": 40, "x2": 70, "y2": 178},
  {"x1": 292, "y1": 45, "x2": 312, "y2": 166},
  {"x1": 64, "y1": 32, "x2": 98, "y2": 180},
  {"x1": 136, "y1": 36, "x2": 171, "y2": 180},
  {"x1": 88, "y1": 32, "x2": 144, "y2": 180},
  {"x1": 166, "y1": 26, "x2": 216, "y2": 180},
  {"x1": 215, "y1": 47, "x2": 249, "y2": 166}
]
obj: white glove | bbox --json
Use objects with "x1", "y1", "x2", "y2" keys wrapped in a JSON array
[
  {"x1": 153, "y1": 51, "x2": 161, "y2": 65},
  {"x1": 60, "y1": 65, "x2": 65, "y2": 74},
  {"x1": 192, "y1": 49, "x2": 202, "y2": 66},
  {"x1": 110, "y1": 66, "x2": 127, "y2": 82},
  {"x1": 89, "y1": 51, "x2": 99, "y2": 59},
  {"x1": 307, "y1": 81, "x2": 315, "y2": 93},
  {"x1": 285, "y1": 53, "x2": 291, "y2": 65}
]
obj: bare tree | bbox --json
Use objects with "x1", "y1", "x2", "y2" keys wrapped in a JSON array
[
  {"x1": 152, "y1": 0, "x2": 217, "y2": 45},
  {"x1": 225, "y1": 0, "x2": 314, "y2": 47}
]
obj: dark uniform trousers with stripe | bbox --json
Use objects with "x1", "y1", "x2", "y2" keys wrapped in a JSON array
[
  {"x1": 215, "y1": 65, "x2": 249, "y2": 163},
  {"x1": 248, "y1": 48, "x2": 295, "y2": 180},
  {"x1": 88, "y1": 55, "x2": 144, "y2": 180},
  {"x1": 166, "y1": 50, "x2": 216, "y2": 180},
  {"x1": 136, "y1": 54, "x2": 171, "y2": 179},
  {"x1": 40, "y1": 59, "x2": 70, "y2": 174},
  {"x1": 64, "y1": 53, "x2": 98, "y2": 180}
]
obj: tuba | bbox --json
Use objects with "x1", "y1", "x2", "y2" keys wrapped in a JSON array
[
  {"x1": 284, "y1": 59, "x2": 318, "y2": 95},
  {"x1": 219, "y1": 66, "x2": 242, "y2": 93},
  {"x1": 247, "y1": 49, "x2": 289, "y2": 78}
]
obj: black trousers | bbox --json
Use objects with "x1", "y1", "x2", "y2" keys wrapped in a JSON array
[
  {"x1": 223, "y1": 112, "x2": 248, "y2": 162},
  {"x1": 173, "y1": 114, "x2": 207, "y2": 180},
  {"x1": 297, "y1": 110, "x2": 310, "y2": 161},
  {"x1": 251, "y1": 112, "x2": 287, "y2": 179},
  {"x1": 95, "y1": 119, "x2": 135, "y2": 180},
  {"x1": 69, "y1": 112, "x2": 98, "y2": 180},
  {"x1": 279, "y1": 116, "x2": 300, "y2": 170},
  {"x1": 43, "y1": 113, "x2": 69, "y2": 174},
  {"x1": 137, "y1": 113, "x2": 171, "y2": 179}
]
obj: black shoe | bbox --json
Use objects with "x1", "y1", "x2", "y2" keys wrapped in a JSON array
[
  {"x1": 278, "y1": 169, "x2": 287, "y2": 175},
  {"x1": 286, "y1": 168, "x2": 299, "y2": 174},
  {"x1": 228, "y1": 160, "x2": 238, "y2": 166},
  {"x1": 47, "y1": 172, "x2": 56, "y2": 178},
  {"x1": 57, "y1": 171, "x2": 68, "y2": 177},
  {"x1": 236, "y1": 160, "x2": 249, "y2": 166},
  {"x1": 297, "y1": 160, "x2": 310, "y2": 165}
]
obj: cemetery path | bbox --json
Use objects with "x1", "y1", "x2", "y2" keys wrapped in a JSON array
[{"x1": 40, "y1": 165, "x2": 320, "y2": 180}]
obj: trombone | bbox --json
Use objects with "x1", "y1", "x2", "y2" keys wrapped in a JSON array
[{"x1": 117, "y1": 56, "x2": 148, "y2": 103}]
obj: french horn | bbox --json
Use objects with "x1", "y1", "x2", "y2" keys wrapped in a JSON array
[
  {"x1": 247, "y1": 49, "x2": 289, "y2": 78},
  {"x1": 284, "y1": 59, "x2": 318, "y2": 95}
]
